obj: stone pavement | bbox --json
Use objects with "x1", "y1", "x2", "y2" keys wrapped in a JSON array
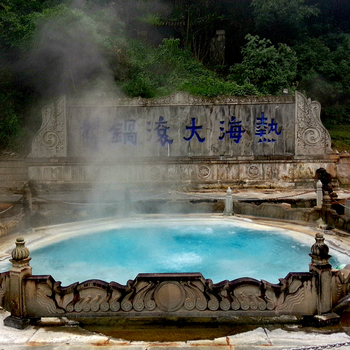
[{"x1": 2, "y1": 309, "x2": 350, "y2": 350}]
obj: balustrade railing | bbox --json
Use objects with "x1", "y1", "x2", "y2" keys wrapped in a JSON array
[{"x1": 0, "y1": 233, "x2": 348, "y2": 329}]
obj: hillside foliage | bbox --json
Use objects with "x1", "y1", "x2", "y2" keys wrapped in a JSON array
[{"x1": 1, "y1": 0, "x2": 350, "y2": 151}]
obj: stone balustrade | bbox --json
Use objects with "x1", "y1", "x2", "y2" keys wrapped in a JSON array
[{"x1": 0, "y1": 233, "x2": 348, "y2": 329}]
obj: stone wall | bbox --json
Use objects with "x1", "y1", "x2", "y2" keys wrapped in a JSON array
[
  {"x1": 24, "y1": 92, "x2": 339, "y2": 189},
  {"x1": 232, "y1": 201, "x2": 320, "y2": 222},
  {"x1": 0, "y1": 161, "x2": 28, "y2": 190}
]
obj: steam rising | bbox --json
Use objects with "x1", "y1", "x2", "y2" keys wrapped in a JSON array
[
  {"x1": 25, "y1": 6, "x2": 119, "y2": 98},
  {"x1": 17, "y1": 1, "x2": 177, "y2": 212}
]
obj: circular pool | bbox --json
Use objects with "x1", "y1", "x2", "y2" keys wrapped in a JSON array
[{"x1": 0, "y1": 217, "x2": 345, "y2": 285}]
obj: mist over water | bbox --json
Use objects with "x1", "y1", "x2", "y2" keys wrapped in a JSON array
[{"x1": 2, "y1": 219, "x2": 343, "y2": 286}]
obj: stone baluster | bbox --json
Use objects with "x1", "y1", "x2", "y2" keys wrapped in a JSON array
[
  {"x1": 4, "y1": 238, "x2": 34, "y2": 329},
  {"x1": 322, "y1": 192, "x2": 332, "y2": 212},
  {"x1": 316, "y1": 180, "x2": 323, "y2": 207},
  {"x1": 224, "y1": 187, "x2": 233, "y2": 216},
  {"x1": 309, "y1": 233, "x2": 339, "y2": 325}
]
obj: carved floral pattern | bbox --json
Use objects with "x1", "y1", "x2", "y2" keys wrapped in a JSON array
[
  {"x1": 198, "y1": 166, "x2": 210, "y2": 179},
  {"x1": 247, "y1": 165, "x2": 260, "y2": 179}
]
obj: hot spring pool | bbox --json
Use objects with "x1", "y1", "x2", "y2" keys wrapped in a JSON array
[{"x1": 1, "y1": 217, "x2": 345, "y2": 285}]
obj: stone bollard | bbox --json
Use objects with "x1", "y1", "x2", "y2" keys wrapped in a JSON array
[
  {"x1": 309, "y1": 233, "x2": 340, "y2": 325},
  {"x1": 4, "y1": 238, "x2": 34, "y2": 329},
  {"x1": 316, "y1": 180, "x2": 323, "y2": 207},
  {"x1": 223, "y1": 187, "x2": 233, "y2": 216}
]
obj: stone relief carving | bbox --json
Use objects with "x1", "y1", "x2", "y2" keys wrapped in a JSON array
[
  {"x1": 36, "y1": 283, "x2": 65, "y2": 314},
  {"x1": 295, "y1": 92, "x2": 332, "y2": 156},
  {"x1": 149, "y1": 166, "x2": 161, "y2": 180},
  {"x1": 248, "y1": 164, "x2": 260, "y2": 179},
  {"x1": 29, "y1": 96, "x2": 67, "y2": 157},
  {"x1": 198, "y1": 165, "x2": 211, "y2": 179},
  {"x1": 23, "y1": 272, "x2": 316, "y2": 318},
  {"x1": 332, "y1": 267, "x2": 350, "y2": 304}
]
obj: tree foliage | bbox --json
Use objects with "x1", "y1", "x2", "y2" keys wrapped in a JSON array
[
  {"x1": 2, "y1": 0, "x2": 350, "y2": 151},
  {"x1": 251, "y1": 0, "x2": 320, "y2": 43},
  {"x1": 230, "y1": 34, "x2": 297, "y2": 95},
  {"x1": 120, "y1": 38, "x2": 258, "y2": 98},
  {"x1": 143, "y1": 0, "x2": 223, "y2": 63}
]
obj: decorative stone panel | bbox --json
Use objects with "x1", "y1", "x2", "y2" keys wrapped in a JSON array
[
  {"x1": 295, "y1": 92, "x2": 332, "y2": 156},
  {"x1": 29, "y1": 96, "x2": 67, "y2": 157},
  {"x1": 19, "y1": 272, "x2": 320, "y2": 319}
]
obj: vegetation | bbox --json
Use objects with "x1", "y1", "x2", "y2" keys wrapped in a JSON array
[
  {"x1": 230, "y1": 34, "x2": 298, "y2": 95},
  {"x1": 1, "y1": 0, "x2": 350, "y2": 151}
]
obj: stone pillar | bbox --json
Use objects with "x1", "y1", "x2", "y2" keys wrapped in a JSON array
[
  {"x1": 321, "y1": 192, "x2": 333, "y2": 227},
  {"x1": 345, "y1": 198, "x2": 350, "y2": 218},
  {"x1": 309, "y1": 233, "x2": 339, "y2": 325},
  {"x1": 4, "y1": 238, "x2": 34, "y2": 329},
  {"x1": 316, "y1": 180, "x2": 323, "y2": 207},
  {"x1": 223, "y1": 187, "x2": 233, "y2": 216}
]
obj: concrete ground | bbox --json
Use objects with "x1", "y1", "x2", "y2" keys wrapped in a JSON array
[
  {"x1": 2, "y1": 188, "x2": 350, "y2": 349},
  {"x1": 2, "y1": 308, "x2": 350, "y2": 349}
]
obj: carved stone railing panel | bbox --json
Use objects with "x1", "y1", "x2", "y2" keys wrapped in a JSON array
[
  {"x1": 21, "y1": 272, "x2": 317, "y2": 318},
  {"x1": 29, "y1": 96, "x2": 67, "y2": 157},
  {"x1": 2, "y1": 234, "x2": 347, "y2": 329},
  {"x1": 332, "y1": 267, "x2": 350, "y2": 307},
  {"x1": 295, "y1": 91, "x2": 332, "y2": 156}
]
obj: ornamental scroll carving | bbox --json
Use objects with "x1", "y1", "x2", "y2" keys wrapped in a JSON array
[
  {"x1": 23, "y1": 272, "x2": 317, "y2": 318},
  {"x1": 29, "y1": 96, "x2": 67, "y2": 157},
  {"x1": 332, "y1": 266, "x2": 350, "y2": 306},
  {"x1": 295, "y1": 92, "x2": 332, "y2": 156}
]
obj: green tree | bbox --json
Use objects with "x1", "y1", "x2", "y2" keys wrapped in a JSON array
[
  {"x1": 0, "y1": 0, "x2": 62, "y2": 151},
  {"x1": 121, "y1": 38, "x2": 259, "y2": 98},
  {"x1": 0, "y1": 0, "x2": 60, "y2": 48},
  {"x1": 293, "y1": 34, "x2": 350, "y2": 107},
  {"x1": 230, "y1": 34, "x2": 297, "y2": 95},
  {"x1": 145, "y1": 0, "x2": 223, "y2": 63},
  {"x1": 251, "y1": 0, "x2": 320, "y2": 44},
  {"x1": 0, "y1": 0, "x2": 127, "y2": 150}
]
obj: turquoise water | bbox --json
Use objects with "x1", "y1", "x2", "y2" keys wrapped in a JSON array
[{"x1": 15, "y1": 219, "x2": 342, "y2": 286}]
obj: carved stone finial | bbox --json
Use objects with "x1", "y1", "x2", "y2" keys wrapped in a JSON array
[
  {"x1": 11, "y1": 238, "x2": 30, "y2": 261},
  {"x1": 310, "y1": 233, "x2": 331, "y2": 267}
]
